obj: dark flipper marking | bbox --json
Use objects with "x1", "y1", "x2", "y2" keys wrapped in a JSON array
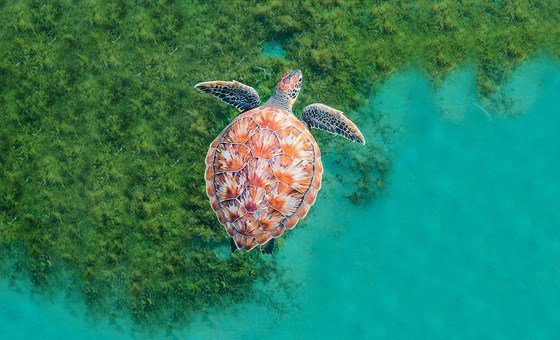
[
  {"x1": 195, "y1": 80, "x2": 261, "y2": 112},
  {"x1": 260, "y1": 238, "x2": 275, "y2": 254},
  {"x1": 301, "y1": 103, "x2": 365, "y2": 144}
]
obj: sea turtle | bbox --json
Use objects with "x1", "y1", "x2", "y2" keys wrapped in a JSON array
[{"x1": 195, "y1": 70, "x2": 364, "y2": 254}]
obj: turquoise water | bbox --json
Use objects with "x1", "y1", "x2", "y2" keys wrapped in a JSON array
[
  {"x1": 188, "y1": 57, "x2": 560, "y2": 339},
  {"x1": 2, "y1": 58, "x2": 560, "y2": 339},
  {"x1": 0, "y1": 281, "x2": 124, "y2": 339}
]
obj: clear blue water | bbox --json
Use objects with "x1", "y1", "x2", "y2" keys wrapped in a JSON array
[{"x1": 2, "y1": 57, "x2": 560, "y2": 339}]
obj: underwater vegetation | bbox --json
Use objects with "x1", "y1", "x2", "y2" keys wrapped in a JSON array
[{"x1": 0, "y1": 0, "x2": 559, "y2": 330}]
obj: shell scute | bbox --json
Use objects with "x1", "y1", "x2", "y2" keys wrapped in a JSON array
[
  {"x1": 271, "y1": 155, "x2": 313, "y2": 192},
  {"x1": 214, "y1": 143, "x2": 252, "y2": 172},
  {"x1": 254, "y1": 205, "x2": 284, "y2": 231},
  {"x1": 304, "y1": 187, "x2": 319, "y2": 205},
  {"x1": 222, "y1": 118, "x2": 259, "y2": 144},
  {"x1": 206, "y1": 180, "x2": 215, "y2": 197},
  {"x1": 295, "y1": 202, "x2": 310, "y2": 218},
  {"x1": 283, "y1": 214, "x2": 299, "y2": 230},
  {"x1": 271, "y1": 226, "x2": 285, "y2": 238},
  {"x1": 214, "y1": 172, "x2": 245, "y2": 201},
  {"x1": 256, "y1": 231, "x2": 272, "y2": 244},
  {"x1": 206, "y1": 107, "x2": 323, "y2": 251},
  {"x1": 233, "y1": 234, "x2": 258, "y2": 251},
  {"x1": 205, "y1": 147, "x2": 216, "y2": 165},
  {"x1": 233, "y1": 214, "x2": 260, "y2": 237},
  {"x1": 277, "y1": 127, "x2": 314, "y2": 161},
  {"x1": 265, "y1": 181, "x2": 303, "y2": 216},
  {"x1": 238, "y1": 186, "x2": 265, "y2": 213},
  {"x1": 216, "y1": 211, "x2": 227, "y2": 225},
  {"x1": 225, "y1": 223, "x2": 235, "y2": 237},
  {"x1": 205, "y1": 166, "x2": 214, "y2": 181},
  {"x1": 253, "y1": 108, "x2": 292, "y2": 131},
  {"x1": 246, "y1": 128, "x2": 282, "y2": 159},
  {"x1": 312, "y1": 170, "x2": 322, "y2": 191},
  {"x1": 221, "y1": 200, "x2": 247, "y2": 222},
  {"x1": 315, "y1": 158, "x2": 323, "y2": 174}
]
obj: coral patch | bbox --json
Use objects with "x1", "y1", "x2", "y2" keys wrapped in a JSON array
[{"x1": 233, "y1": 214, "x2": 260, "y2": 236}]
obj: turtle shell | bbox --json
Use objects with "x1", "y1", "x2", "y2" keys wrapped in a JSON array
[{"x1": 205, "y1": 106, "x2": 323, "y2": 251}]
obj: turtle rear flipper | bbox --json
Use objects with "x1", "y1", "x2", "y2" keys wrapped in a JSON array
[
  {"x1": 230, "y1": 238, "x2": 238, "y2": 253},
  {"x1": 301, "y1": 103, "x2": 365, "y2": 144},
  {"x1": 260, "y1": 238, "x2": 274, "y2": 254},
  {"x1": 195, "y1": 80, "x2": 260, "y2": 112}
]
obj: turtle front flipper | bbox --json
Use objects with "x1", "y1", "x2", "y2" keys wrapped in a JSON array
[
  {"x1": 301, "y1": 103, "x2": 365, "y2": 144},
  {"x1": 195, "y1": 80, "x2": 260, "y2": 112}
]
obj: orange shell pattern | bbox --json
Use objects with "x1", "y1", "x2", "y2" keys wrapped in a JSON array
[{"x1": 205, "y1": 106, "x2": 323, "y2": 251}]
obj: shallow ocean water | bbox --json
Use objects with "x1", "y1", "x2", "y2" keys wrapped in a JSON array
[
  {"x1": 2, "y1": 57, "x2": 560, "y2": 339},
  {"x1": 187, "y1": 57, "x2": 560, "y2": 339}
]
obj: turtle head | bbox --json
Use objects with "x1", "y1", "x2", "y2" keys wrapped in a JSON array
[
  {"x1": 276, "y1": 70, "x2": 302, "y2": 101},
  {"x1": 277, "y1": 69, "x2": 302, "y2": 100},
  {"x1": 267, "y1": 69, "x2": 302, "y2": 110}
]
